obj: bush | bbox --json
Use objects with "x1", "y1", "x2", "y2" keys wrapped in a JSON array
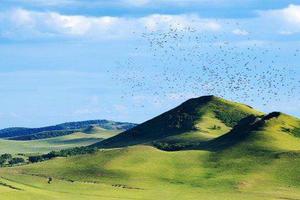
[
  {"x1": 0, "y1": 159, "x2": 5, "y2": 166},
  {"x1": 0, "y1": 154, "x2": 13, "y2": 167},
  {"x1": 0, "y1": 153, "x2": 12, "y2": 160},
  {"x1": 8, "y1": 157, "x2": 25, "y2": 165},
  {"x1": 28, "y1": 155, "x2": 44, "y2": 163}
]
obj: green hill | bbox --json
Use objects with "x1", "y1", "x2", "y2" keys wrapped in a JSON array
[
  {"x1": 82, "y1": 125, "x2": 106, "y2": 134},
  {"x1": 94, "y1": 95, "x2": 263, "y2": 148},
  {"x1": 154, "y1": 111, "x2": 300, "y2": 151},
  {"x1": 207, "y1": 112, "x2": 300, "y2": 151},
  {"x1": 0, "y1": 96, "x2": 299, "y2": 199},
  {"x1": 0, "y1": 120, "x2": 136, "y2": 139}
]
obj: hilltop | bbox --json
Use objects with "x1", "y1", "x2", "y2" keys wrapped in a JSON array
[{"x1": 94, "y1": 95, "x2": 263, "y2": 148}]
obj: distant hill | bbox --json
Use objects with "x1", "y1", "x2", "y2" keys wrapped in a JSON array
[
  {"x1": 94, "y1": 95, "x2": 263, "y2": 148},
  {"x1": 0, "y1": 129, "x2": 120, "y2": 154},
  {"x1": 8, "y1": 130, "x2": 78, "y2": 141},
  {"x1": 0, "y1": 120, "x2": 136, "y2": 140}
]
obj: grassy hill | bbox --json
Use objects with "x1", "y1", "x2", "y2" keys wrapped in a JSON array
[
  {"x1": 0, "y1": 119, "x2": 135, "y2": 154},
  {"x1": 0, "y1": 96, "x2": 299, "y2": 199},
  {"x1": 0, "y1": 129, "x2": 119, "y2": 155},
  {"x1": 207, "y1": 112, "x2": 300, "y2": 151},
  {"x1": 94, "y1": 95, "x2": 263, "y2": 148},
  {"x1": 153, "y1": 111, "x2": 300, "y2": 151},
  {"x1": 0, "y1": 120, "x2": 136, "y2": 139}
]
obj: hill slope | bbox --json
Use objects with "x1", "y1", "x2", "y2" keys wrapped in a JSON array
[
  {"x1": 0, "y1": 120, "x2": 136, "y2": 140},
  {"x1": 0, "y1": 129, "x2": 120, "y2": 154},
  {"x1": 1, "y1": 144, "x2": 300, "y2": 200},
  {"x1": 154, "y1": 111, "x2": 300, "y2": 151},
  {"x1": 207, "y1": 112, "x2": 300, "y2": 151},
  {"x1": 94, "y1": 95, "x2": 262, "y2": 148}
]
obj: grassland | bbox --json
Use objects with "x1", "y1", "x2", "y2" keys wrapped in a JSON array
[
  {"x1": 1, "y1": 144, "x2": 300, "y2": 200},
  {"x1": 1, "y1": 113, "x2": 300, "y2": 199},
  {"x1": 0, "y1": 129, "x2": 119, "y2": 155},
  {"x1": 0, "y1": 96, "x2": 299, "y2": 199}
]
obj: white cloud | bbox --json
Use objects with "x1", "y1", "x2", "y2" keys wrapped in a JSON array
[
  {"x1": 0, "y1": 8, "x2": 221, "y2": 40},
  {"x1": 259, "y1": 4, "x2": 300, "y2": 34},
  {"x1": 141, "y1": 14, "x2": 220, "y2": 32},
  {"x1": 0, "y1": 8, "x2": 132, "y2": 39},
  {"x1": 271, "y1": 4, "x2": 300, "y2": 25},
  {"x1": 232, "y1": 28, "x2": 249, "y2": 36},
  {"x1": 3, "y1": 5, "x2": 300, "y2": 42}
]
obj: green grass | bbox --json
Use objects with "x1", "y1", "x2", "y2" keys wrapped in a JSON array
[
  {"x1": 1, "y1": 145, "x2": 300, "y2": 200},
  {"x1": 0, "y1": 130, "x2": 119, "y2": 155}
]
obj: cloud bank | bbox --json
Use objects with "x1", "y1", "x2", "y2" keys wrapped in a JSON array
[
  {"x1": 259, "y1": 4, "x2": 300, "y2": 35},
  {"x1": 0, "y1": 4, "x2": 299, "y2": 41},
  {"x1": 0, "y1": 8, "x2": 221, "y2": 41}
]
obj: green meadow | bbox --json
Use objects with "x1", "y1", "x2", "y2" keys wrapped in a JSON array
[
  {"x1": 0, "y1": 129, "x2": 119, "y2": 155},
  {"x1": 1, "y1": 144, "x2": 300, "y2": 200}
]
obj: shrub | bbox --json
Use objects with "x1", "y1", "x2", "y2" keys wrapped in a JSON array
[
  {"x1": 0, "y1": 153, "x2": 12, "y2": 160},
  {"x1": 8, "y1": 157, "x2": 25, "y2": 165},
  {"x1": 29, "y1": 147, "x2": 98, "y2": 163},
  {"x1": 0, "y1": 154, "x2": 13, "y2": 167},
  {"x1": 28, "y1": 155, "x2": 44, "y2": 163},
  {"x1": 0, "y1": 159, "x2": 5, "y2": 166}
]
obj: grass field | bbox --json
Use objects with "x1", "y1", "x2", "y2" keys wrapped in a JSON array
[
  {"x1": 0, "y1": 129, "x2": 119, "y2": 155},
  {"x1": 0, "y1": 145, "x2": 300, "y2": 200}
]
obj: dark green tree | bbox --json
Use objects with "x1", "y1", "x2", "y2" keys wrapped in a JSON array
[
  {"x1": 0, "y1": 153, "x2": 12, "y2": 160},
  {"x1": 8, "y1": 157, "x2": 25, "y2": 165}
]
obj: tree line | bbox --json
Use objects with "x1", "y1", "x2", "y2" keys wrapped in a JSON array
[
  {"x1": 28, "y1": 146, "x2": 98, "y2": 163},
  {"x1": 0, "y1": 154, "x2": 25, "y2": 167}
]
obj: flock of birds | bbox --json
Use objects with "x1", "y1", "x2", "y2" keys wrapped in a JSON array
[{"x1": 110, "y1": 23, "x2": 300, "y2": 108}]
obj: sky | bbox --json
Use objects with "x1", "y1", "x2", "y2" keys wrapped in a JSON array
[{"x1": 0, "y1": 0, "x2": 300, "y2": 128}]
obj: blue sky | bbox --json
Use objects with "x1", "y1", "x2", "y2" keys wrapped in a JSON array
[{"x1": 0, "y1": 0, "x2": 299, "y2": 128}]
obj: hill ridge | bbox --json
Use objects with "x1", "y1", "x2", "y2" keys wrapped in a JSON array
[
  {"x1": 94, "y1": 95, "x2": 263, "y2": 148},
  {"x1": 0, "y1": 119, "x2": 137, "y2": 139},
  {"x1": 207, "y1": 111, "x2": 300, "y2": 151}
]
